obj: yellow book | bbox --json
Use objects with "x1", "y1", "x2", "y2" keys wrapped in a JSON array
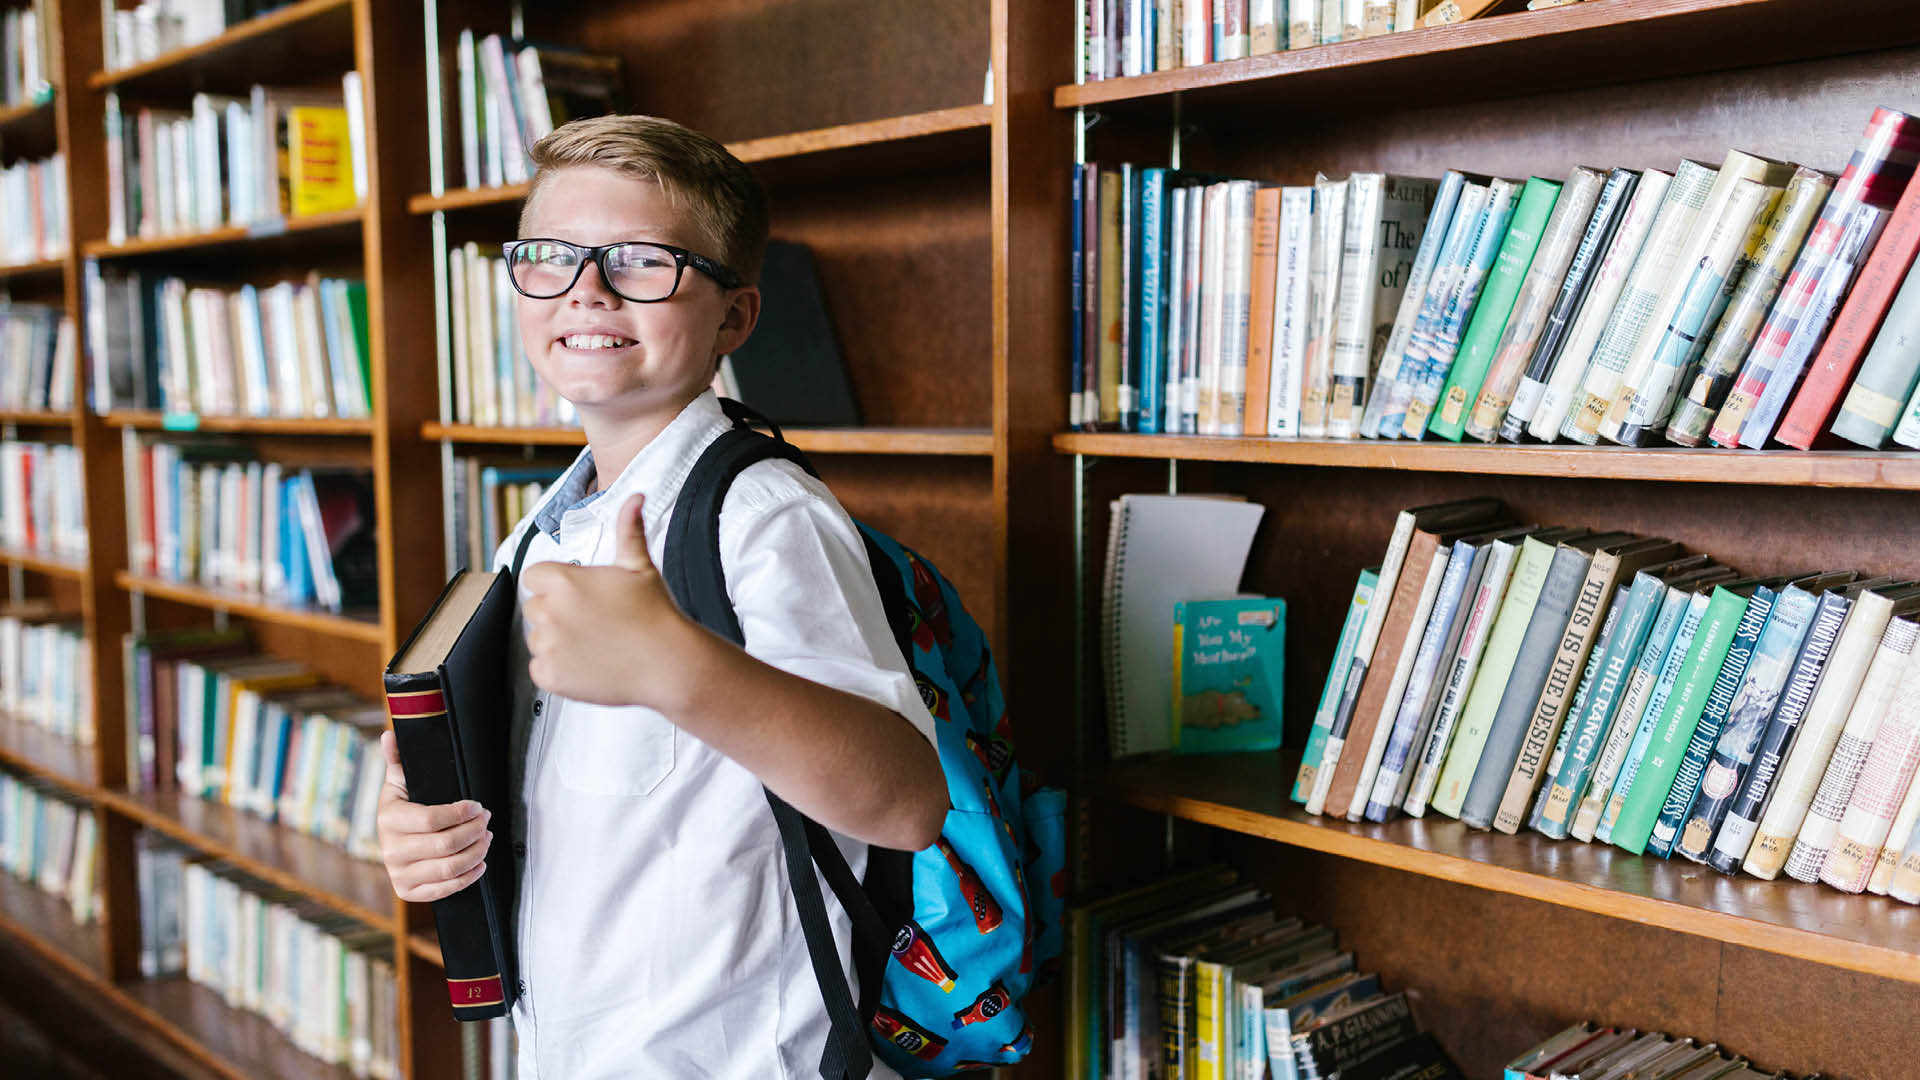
[
  {"x1": 221, "y1": 670, "x2": 320, "y2": 806},
  {"x1": 288, "y1": 106, "x2": 357, "y2": 217},
  {"x1": 1194, "y1": 959, "x2": 1228, "y2": 1080}
]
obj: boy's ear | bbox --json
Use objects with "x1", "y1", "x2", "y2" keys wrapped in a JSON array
[{"x1": 712, "y1": 285, "x2": 761, "y2": 359}]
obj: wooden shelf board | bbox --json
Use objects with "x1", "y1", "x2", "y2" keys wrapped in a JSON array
[
  {"x1": 0, "y1": 406, "x2": 75, "y2": 425},
  {"x1": 407, "y1": 102, "x2": 995, "y2": 214},
  {"x1": 87, "y1": 0, "x2": 355, "y2": 95},
  {"x1": 0, "y1": 96, "x2": 53, "y2": 128},
  {"x1": 1082, "y1": 753, "x2": 1920, "y2": 985},
  {"x1": 407, "y1": 930, "x2": 443, "y2": 968},
  {"x1": 103, "y1": 409, "x2": 375, "y2": 437},
  {"x1": 0, "y1": 95, "x2": 57, "y2": 156},
  {"x1": 99, "y1": 787, "x2": 393, "y2": 929},
  {"x1": 0, "y1": 545, "x2": 89, "y2": 580},
  {"x1": 1053, "y1": 432, "x2": 1920, "y2": 490},
  {"x1": 114, "y1": 572, "x2": 384, "y2": 644},
  {"x1": 426, "y1": 421, "x2": 994, "y2": 456},
  {"x1": 0, "y1": 257, "x2": 66, "y2": 283},
  {"x1": 81, "y1": 209, "x2": 364, "y2": 261},
  {"x1": 0, "y1": 872, "x2": 108, "y2": 984},
  {"x1": 119, "y1": 975, "x2": 360, "y2": 1080},
  {"x1": 0, "y1": 718, "x2": 99, "y2": 795},
  {"x1": 1053, "y1": 0, "x2": 1920, "y2": 120}
]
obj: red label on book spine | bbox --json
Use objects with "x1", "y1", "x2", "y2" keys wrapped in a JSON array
[
  {"x1": 388, "y1": 688, "x2": 448, "y2": 717},
  {"x1": 447, "y1": 974, "x2": 504, "y2": 1008}
]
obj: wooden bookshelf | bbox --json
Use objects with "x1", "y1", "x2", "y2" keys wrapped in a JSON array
[
  {"x1": 0, "y1": 871, "x2": 107, "y2": 983},
  {"x1": 80, "y1": 208, "x2": 365, "y2": 262},
  {"x1": 0, "y1": 258, "x2": 66, "y2": 284},
  {"x1": 1083, "y1": 754, "x2": 1920, "y2": 983},
  {"x1": 0, "y1": 718, "x2": 99, "y2": 795},
  {"x1": 425, "y1": 420, "x2": 995, "y2": 456},
  {"x1": 114, "y1": 572, "x2": 385, "y2": 644},
  {"x1": 1055, "y1": 432, "x2": 1920, "y2": 490},
  {"x1": 99, "y1": 788, "x2": 393, "y2": 929},
  {"x1": 406, "y1": 929, "x2": 442, "y2": 968},
  {"x1": 119, "y1": 976, "x2": 360, "y2": 1080},
  {"x1": 87, "y1": 0, "x2": 356, "y2": 95},
  {"x1": 104, "y1": 410, "x2": 375, "y2": 437},
  {"x1": 0, "y1": 546, "x2": 88, "y2": 580}
]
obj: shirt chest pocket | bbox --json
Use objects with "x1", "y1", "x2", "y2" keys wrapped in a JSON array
[{"x1": 552, "y1": 702, "x2": 678, "y2": 798}]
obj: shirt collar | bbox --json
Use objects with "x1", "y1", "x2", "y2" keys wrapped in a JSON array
[{"x1": 527, "y1": 391, "x2": 733, "y2": 546}]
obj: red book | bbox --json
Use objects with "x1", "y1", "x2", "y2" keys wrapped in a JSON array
[{"x1": 1776, "y1": 174, "x2": 1920, "y2": 448}]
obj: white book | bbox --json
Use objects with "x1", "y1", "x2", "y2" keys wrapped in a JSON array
[
  {"x1": 1822, "y1": 646, "x2": 1920, "y2": 892},
  {"x1": 1196, "y1": 182, "x2": 1230, "y2": 435},
  {"x1": 1164, "y1": 184, "x2": 1190, "y2": 433},
  {"x1": 1869, "y1": 764, "x2": 1920, "y2": 894},
  {"x1": 1268, "y1": 186, "x2": 1313, "y2": 437},
  {"x1": 1406, "y1": 535, "x2": 1523, "y2": 816},
  {"x1": 342, "y1": 71, "x2": 368, "y2": 203},
  {"x1": 1216, "y1": 180, "x2": 1256, "y2": 436},
  {"x1": 457, "y1": 30, "x2": 481, "y2": 187},
  {"x1": 1362, "y1": 172, "x2": 1468, "y2": 438},
  {"x1": 294, "y1": 282, "x2": 334, "y2": 418},
  {"x1": 1182, "y1": 0, "x2": 1210, "y2": 64},
  {"x1": 1547, "y1": 180, "x2": 1671, "y2": 441},
  {"x1": 1179, "y1": 184, "x2": 1207, "y2": 433},
  {"x1": 1299, "y1": 175, "x2": 1347, "y2": 437}
]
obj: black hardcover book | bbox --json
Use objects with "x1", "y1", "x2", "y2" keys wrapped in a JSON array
[
  {"x1": 723, "y1": 240, "x2": 861, "y2": 427},
  {"x1": 384, "y1": 569, "x2": 519, "y2": 1021},
  {"x1": 1293, "y1": 991, "x2": 1422, "y2": 1080},
  {"x1": 1335, "y1": 1032, "x2": 1466, "y2": 1080}
]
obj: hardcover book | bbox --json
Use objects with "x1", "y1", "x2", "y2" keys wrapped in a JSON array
[
  {"x1": 1172, "y1": 597, "x2": 1287, "y2": 754},
  {"x1": 1377, "y1": 178, "x2": 1492, "y2": 438},
  {"x1": 384, "y1": 569, "x2": 520, "y2": 1021}
]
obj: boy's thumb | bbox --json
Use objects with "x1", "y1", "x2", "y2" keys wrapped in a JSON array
[{"x1": 614, "y1": 493, "x2": 652, "y2": 573}]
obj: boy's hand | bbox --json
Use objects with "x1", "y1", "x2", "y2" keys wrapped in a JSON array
[
  {"x1": 375, "y1": 730, "x2": 492, "y2": 903},
  {"x1": 520, "y1": 493, "x2": 704, "y2": 710}
]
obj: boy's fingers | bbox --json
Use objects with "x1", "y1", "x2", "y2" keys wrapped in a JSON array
[
  {"x1": 402, "y1": 858, "x2": 488, "y2": 904},
  {"x1": 390, "y1": 813, "x2": 492, "y2": 865},
  {"x1": 613, "y1": 493, "x2": 653, "y2": 574},
  {"x1": 379, "y1": 731, "x2": 408, "y2": 801},
  {"x1": 388, "y1": 799, "x2": 486, "y2": 835}
]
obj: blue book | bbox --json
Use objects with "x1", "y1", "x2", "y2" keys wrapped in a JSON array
[
  {"x1": 1528, "y1": 585, "x2": 1627, "y2": 832},
  {"x1": 1647, "y1": 584, "x2": 1776, "y2": 857},
  {"x1": 1172, "y1": 598, "x2": 1287, "y2": 753},
  {"x1": 1295, "y1": 569, "x2": 1378, "y2": 802},
  {"x1": 1364, "y1": 538, "x2": 1480, "y2": 821},
  {"x1": 283, "y1": 480, "x2": 311, "y2": 606},
  {"x1": 1263, "y1": 973, "x2": 1384, "y2": 1080},
  {"x1": 1120, "y1": 163, "x2": 1141, "y2": 432},
  {"x1": 1597, "y1": 588, "x2": 1707, "y2": 844},
  {"x1": 1070, "y1": 163, "x2": 1085, "y2": 430},
  {"x1": 1138, "y1": 168, "x2": 1170, "y2": 435}
]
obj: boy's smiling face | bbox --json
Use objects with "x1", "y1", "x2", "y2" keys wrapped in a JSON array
[{"x1": 515, "y1": 165, "x2": 758, "y2": 429}]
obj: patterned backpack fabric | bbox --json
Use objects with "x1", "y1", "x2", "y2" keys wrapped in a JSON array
[{"x1": 659, "y1": 400, "x2": 1067, "y2": 1079}]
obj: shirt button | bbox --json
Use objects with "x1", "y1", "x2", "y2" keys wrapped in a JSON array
[
  {"x1": 532, "y1": 699, "x2": 543, "y2": 715},
  {"x1": 516, "y1": 980, "x2": 527, "y2": 995},
  {"x1": 514, "y1": 840, "x2": 527, "y2": 858}
]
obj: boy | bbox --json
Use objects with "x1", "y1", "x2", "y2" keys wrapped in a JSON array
[{"x1": 375, "y1": 115, "x2": 948, "y2": 1079}]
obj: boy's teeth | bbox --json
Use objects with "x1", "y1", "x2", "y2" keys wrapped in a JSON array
[{"x1": 564, "y1": 334, "x2": 632, "y2": 349}]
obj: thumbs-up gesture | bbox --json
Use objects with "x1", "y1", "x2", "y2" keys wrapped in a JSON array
[{"x1": 520, "y1": 493, "x2": 704, "y2": 710}]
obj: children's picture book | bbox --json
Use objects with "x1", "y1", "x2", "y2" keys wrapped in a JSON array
[{"x1": 1173, "y1": 597, "x2": 1288, "y2": 753}]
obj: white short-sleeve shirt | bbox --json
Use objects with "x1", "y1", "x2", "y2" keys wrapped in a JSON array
[{"x1": 492, "y1": 391, "x2": 934, "y2": 1080}]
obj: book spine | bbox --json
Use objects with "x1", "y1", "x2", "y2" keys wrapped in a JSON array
[
  {"x1": 1431, "y1": 177, "x2": 1562, "y2": 441},
  {"x1": 1139, "y1": 168, "x2": 1170, "y2": 435},
  {"x1": 1833, "y1": 255, "x2": 1920, "y2": 448},
  {"x1": 1821, "y1": 656, "x2": 1920, "y2": 892},
  {"x1": 1097, "y1": 168, "x2": 1123, "y2": 428},
  {"x1": 1713, "y1": 108, "x2": 1920, "y2": 447},
  {"x1": 1505, "y1": 168, "x2": 1637, "y2": 441},
  {"x1": 1269, "y1": 187, "x2": 1314, "y2": 436},
  {"x1": 1430, "y1": 535, "x2": 1555, "y2": 818},
  {"x1": 1164, "y1": 178, "x2": 1190, "y2": 433},
  {"x1": 1295, "y1": 568, "x2": 1378, "y2": 802},
  {"x1": 1217, "y1": 181, "x2": 1257, "y2": 436},
  {"x1": 1365, "y1": 542, "x2": 1474, "y2": 821},
  {"x1": 1782, "y1": 168, "x2": 1920, "y2": 447},
  {"x1": 1611, "y1": 179, "x2": 1779, "y2": 446},
  {"x1": 1537, "y1": 575, "x2": 1666, "y2": 837},
  {"x1": 1868, "y1": 764, "x2": 1920, "y2": 894},
  {"x1": 1119, "y1": 164, "x2": 1139, "y2": 431},
  {"x1": 1289, "y1": 0, "x2": 1320, "y2": 49},
  {"x1": 1380, "y1": 181, "x2": 1492, "y2": 437},
  {"x1": 1526, "y1": 585, "x2": 1626, "y2": 832},
  {"x1": 1666, "y1": 166, "x2": 1832, "y2": 445},
  {"x1": 1466, "y1": 168, "x2": 1604, "y2": 442},
  {"x1": 1069, "y1": 163, "x2": 1085, "y2": 429},
  {"x1": 1298, "y1": 176, "x2": 1347, "y2": 437},
  {"x1": 1566, "y1": 161, "x2": 1717, "y2": 444},
  {"x1": 1242, "y1": 184, "x2": 1281, "y2": 438},
  {"x1": 1362, "y1": 172, "x2": 1465, "y2": 439},
  {"x1": 1676, "y1": 585, "x2": 1818, "y2": 862},
  {"x1": 1595, "y1": 590, "x2": 1707, "y2": 843},
  {"x1": 1197, "y1": 182, "x2": 1230, "y2": 435},
  {"x1": 1890, "y1": 812, "x2": 1920, "y2": 904},
  {"x1": 1402, "y1": 179, "x2": 1519, "y2": 437},
  {"x1": 1405, "y1": 540, "x2": 1519, "y2": 817},
  {"x1": 1462, "y1": 544, "x2": 1589, "y2": 830},
  {"x1": 1649, "y1": 586, "x2": 1774, "y2": 857},
  {"x1": 1714, "y1": 591, "x2": 1860, "y2": 875}
]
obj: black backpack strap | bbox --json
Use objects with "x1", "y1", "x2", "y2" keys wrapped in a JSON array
[
  {"x1": 661, "y1": 410, "x2": 893, "y2": 1080},
  {"x1": 509, "y1": 523, "x2": 540, "y2": 579}
]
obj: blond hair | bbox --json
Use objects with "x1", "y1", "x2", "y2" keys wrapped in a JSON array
[{"x1": 520, "y1": 114, "x2": 771, "y2": 285}]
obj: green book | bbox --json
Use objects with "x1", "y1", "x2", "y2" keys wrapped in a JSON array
[
  {"x1": 343, "y1": 279, "x2": 373, "y2": 413},
  {"x1": 1609, "y1": 584, "x2": 1754, "y2": 855},
  {"x1": 1428, "y1": 176, "x2": 1564, "y2": 441},
  {"x1": 1429, "y1": 530, "x2": 1580, "y2": 817},
  {"x1": 1294, "y1": 569, "x2": 1378, "y2": 802},
  {"x1": 1173, "y1": 598, "x2": 1287, "y2": 754}
]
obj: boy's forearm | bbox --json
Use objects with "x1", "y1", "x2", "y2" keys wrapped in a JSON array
[{"x1": 651, "y1": 622, "x2": 948, "y2": 851}]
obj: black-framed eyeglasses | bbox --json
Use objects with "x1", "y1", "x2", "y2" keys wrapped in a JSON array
[{"x1": 500, "y1": 238, "x2": 744, "y2": 303}]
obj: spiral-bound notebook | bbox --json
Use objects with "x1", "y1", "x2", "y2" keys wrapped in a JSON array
[{"x1": 1101, "y1": 494, "x2": 1266, "y2": 757}]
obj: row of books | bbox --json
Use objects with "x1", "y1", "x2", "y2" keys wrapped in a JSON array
[
  {"x1": 1, "y1": 2, "x2": 52, "y2": 107},
  {"x1": 466, "y1": 1018, "x2": 519, "y2": 1080},
  {"x1": 125, "y1": 629, "x2": 386, "y2": 863},
  {"x1": 0, "y1": 154, "x2": 66, "y2": 266},
  {"x1": 104, "y1": 74, "x2": 367, "y2": 244},
  {"x1": 1066, "y1": 865, "x2": 1460, "y2": 1080},
  {"x1": 1509, "y1": 1023, "x2": 1817, "y2": 1080},
  {"x1": 0, "y1": 305, "x2": 77, "y2": 413},
  {"x1": 1075, "y1": 0, "x2": 1574, "y2": 81},
  {"x1": 0, "y1": 439, "x2": 86, "y2": 559},
  {"x1": 0, "y1": 603, "x2": 91, "y2": 744},
  {"x1": 450, "y1": 29, "x2": 623, "y2": 190},
  {"x1": 1294, "y1": 497, "x2": 1920, "y2": 903},
  {"x1": 448, "y1": 455, "x2": 563, "y2": 574},
  {"x1": 124, "y1": 443, "x2": 378, "y2": 614},
  {"x1": 86, "y1": 267, "x2": 373, "y2": 420},
  {"x1": 135, "y1": 835, "x2": 400, "y2": 1079},
  {"x1": 0, "y1": 772, "x2": 100, "y2": 924},
  {"x1": 1069, "y1": 106, "x2": 1920, "y2": 450},
  {"x1": 447, "y1": 242, "x2": 577, "y2": 428},
  {"x1": 102, "y1": 0, "x2": 295, "y2": 72}
]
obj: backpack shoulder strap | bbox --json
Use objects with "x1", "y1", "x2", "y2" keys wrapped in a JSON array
[{"x1": 508, "y1": 523, "x2": 539, "y2": 580}]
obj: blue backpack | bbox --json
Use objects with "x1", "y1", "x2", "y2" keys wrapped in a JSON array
[{"x1": 660, "y1": 399, "x2": 1067, "y2": 1079}]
